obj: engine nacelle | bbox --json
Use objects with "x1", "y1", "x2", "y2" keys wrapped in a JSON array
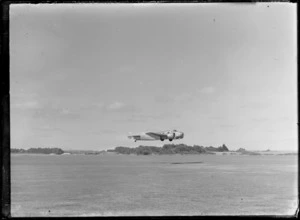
[
  {"x1": 174, "y1": 131, "x2": 184, "y2": 139},
  {"x1": 167, "y1": 132, "x2": 175, "y2": 139},
  {"x1": 174, "y1": 133, "x2": 181, "y2": 139}
]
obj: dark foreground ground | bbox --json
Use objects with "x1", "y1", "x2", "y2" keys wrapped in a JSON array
[{"x1": 11, "y1": 153, "x2": 298, "y2": 216}]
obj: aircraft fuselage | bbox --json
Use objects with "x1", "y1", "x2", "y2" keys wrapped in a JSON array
[{"x1": 128, "y1": 130, "x2": 184, "y2": 142}]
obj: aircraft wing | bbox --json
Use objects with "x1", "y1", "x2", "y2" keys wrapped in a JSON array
[
  {"x1": 128, "y1": 135, "x2": 140, "y2": 139},
  {"x1": 146, "y1": 132, "x2": 168, "y2": 139}
]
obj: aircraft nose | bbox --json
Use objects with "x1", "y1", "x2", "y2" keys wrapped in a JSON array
[{"x1": 181, "y1": 132, "x2": 184, "y2": 138}]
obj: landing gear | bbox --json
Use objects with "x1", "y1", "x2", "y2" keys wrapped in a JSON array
[
  {"x1": 160, "y1": 138, "x2": 164, "y2": 141},
  {"x1": 169, "y1": 139, "x2": 173, "y2": 142}
]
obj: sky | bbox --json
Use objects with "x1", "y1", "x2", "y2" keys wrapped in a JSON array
[{"x1": 10, "y1": 3, "x2": 297, "y2": 151}]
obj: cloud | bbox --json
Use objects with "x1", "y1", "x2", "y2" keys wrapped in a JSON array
[
  {"x1": 220, "y1": 124, "x2": 237, "y2": 128},
  {"x1": 107, "y1": 101, "x2": 125, "y2": 110},
  {"x1": 33, "y1": 124, "x2": 67, "y2": 133},
  {"x1": 154, "y1": 95, "x2": 174, "y2": 103},
  {"x1": 124, "y1": 111, "x2": 181, "y2": 123},
  {"x1": 239, "y1": 101, "x2": 270, "y2": 109},
  {"x1": 12, "y1": 100, "x2": 41, "y2": 110},
  {"x1": 251, "y1": 117, "x2": 269, "y2": 122},
  {"x1": 10, "y1": 92, "x2": 38, "y2": 99},
  {"x1": 100, "y1": 129, "x2": 118, "y2": 134},
  {"x1": 200, "y1": 86, "x2": 215, "y2": 94},
  {"x1": 117, "y1": 66, "x2": 134, "y2": 74},
  {"x1": 33, "y1": 106, "x2": 81, "y2": 120},
  {"x1": 104, "y1": 101, "x2": 138, "y2": 113},
  {"x1": 155, "y1": 92, "x2": 195, "y2": 104},
  {"x1": 61, "y1": 108, "x2": 71, "y2": 115},
  {"x1": 90, "y1": 101, "x2": 137, "y2": 114},
  {"x1": 176, "y1": 92, "x2": 195, "y2": 102},
  {"x1": 88, "y1": 102, "x2": 104, "y2": 110}
]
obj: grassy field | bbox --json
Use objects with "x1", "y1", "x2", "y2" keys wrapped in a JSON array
[{"x1": 11, "y1": 153, "x2": 298, "y2": 216}]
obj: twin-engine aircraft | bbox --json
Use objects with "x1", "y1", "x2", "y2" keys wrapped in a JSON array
[{"x1": 128, "y1": 129, "x2": 184, "y2": 142}]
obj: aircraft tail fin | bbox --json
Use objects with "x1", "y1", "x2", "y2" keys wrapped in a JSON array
[{"x1": 128, "y1": 132, "x2": 134, "y2": 139}]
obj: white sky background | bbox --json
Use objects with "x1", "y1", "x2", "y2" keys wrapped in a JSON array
[{"x1": 10, "y1": 3, "x2": 297, "y2": 151}]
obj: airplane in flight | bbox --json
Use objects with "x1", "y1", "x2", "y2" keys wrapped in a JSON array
[{"x1": 128, "y1": 129, "x2": 184, "y2": 142}]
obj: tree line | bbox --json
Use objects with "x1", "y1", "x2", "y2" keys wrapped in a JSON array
[
  {"x1": 109, "y1": 144, "x2": 229, "y2": 155},
  {"x1": 11, "y1": 147, "x2": 64, "y2": 155}
]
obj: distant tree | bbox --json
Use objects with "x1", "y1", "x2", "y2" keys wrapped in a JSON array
[
  {"x1": 236, "y1": 148, "x2": 246, "y2": 152},
  {"x1": 192, "y1": 145, "x2": 206, "y2": 153},
  {"x1": 205, "y1": 146, "x2": 218, "y2": 152},
  {"x1": 174, "y1": 144, "x2": 193, "y2": 154},
  {"x1": 114, "y1": 146, "x2": 133, "y2": 154},
  {"x1": 11, "y1": 148, "x2": 25, "y2": 153},
  {"x1": 164, "y1": 144, "x2": 180, "y2": 150},
  {"x1": 218, "y1": 144, "x2": 229, "y2": 152},
  {"x1": 26, "y1": 147, "x2": 64, "y2": 155}
]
